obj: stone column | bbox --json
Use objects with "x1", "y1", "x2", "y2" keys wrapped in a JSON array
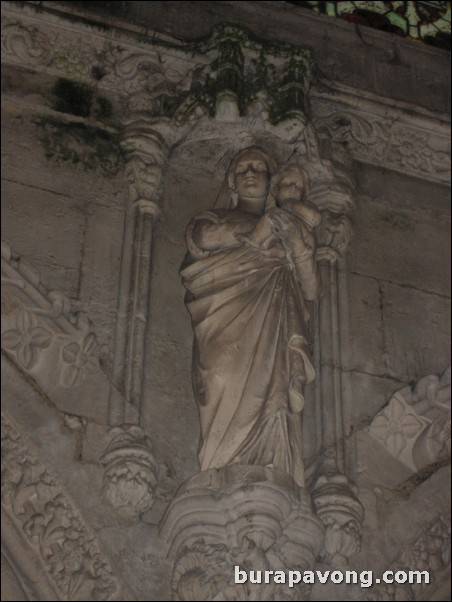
[
  {"x1": 110, "y1": 118, "x2": 169, "y2": 425},
  {"x1": 315, "y1": 211, "x2": 353, "y2": 472},
  {"x1": 103, "y1": 116, "x2": 173, "y2": 516},
  {"x1": 302, "y1": 123, "x2": 364, "y2": 567}
]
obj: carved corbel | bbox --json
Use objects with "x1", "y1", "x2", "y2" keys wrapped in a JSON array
[
  {"x1": 311, "y1": 472, "x2": 364, "y2": 567},
  {"x1": 100, "y1": 424, "x2": 158, "y2": 517},
  {"x1": 160, "y1": 466, "x2": 324, "y2": 602}
]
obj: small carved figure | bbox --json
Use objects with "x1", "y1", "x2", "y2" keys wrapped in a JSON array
[{"x1": 236, "y1": 163, "x2": 321, "y2": 269}]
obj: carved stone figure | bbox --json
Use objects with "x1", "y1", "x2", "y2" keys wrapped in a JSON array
[
  {"x1": 237, "y1": 163, "x2": 322, "y2": 270},
  {"x1": 180, "y1": 147, "x2": 320, "y2": 487}
]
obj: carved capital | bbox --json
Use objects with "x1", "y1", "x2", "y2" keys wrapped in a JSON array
[
  {"x1": 315, "y1": 211, "x2": 352, "y2": 262},
  {"x1": 160, "y1": 465, "x2": 324, "y2": 601},
  {"x1": 122, "y1": 119, "x2": 171, "y2": 208},
  {"x1": 100, "y1": 424, "x2": 158, "y2": 517}
]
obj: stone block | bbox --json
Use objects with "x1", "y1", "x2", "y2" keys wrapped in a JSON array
[
  {"x1": 348, "y1": 194, "x2": 451, "y2": 297},
  {"x1": 382, "y1": 282, "x2": 451, "y2": 383},
  {"x1": 346, "y1": 272, "x2": 386, "y2": 375},
  {"x1": 142, "y1": 335, "x2": 199, "y2": 482},
  {"x1": 345, "y1": 370, "x2": 407, "y2": 436}
]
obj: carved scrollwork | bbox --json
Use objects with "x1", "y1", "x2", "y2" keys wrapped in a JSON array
[
  {"x1": 1, "y1": 18, "x2": 49, "y2": 64},
  {"x1": 1, "y1": 411, "x2": 122, "y2": 600},
  {"x1": 2, "y1": 14, "x2": 100, "y2": 79},
  {"x1": 368, "y1": 516, "x2": 451, "y2": 601},
  {"x1": 313, "y1": 109, "x2": 451, "y2": 185},
  {"x1": 313, "y1": 111, "x2": 389, "y2": 163}
]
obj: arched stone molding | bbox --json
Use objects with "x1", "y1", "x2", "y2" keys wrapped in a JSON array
[
  {"x1": 1, "y1": 241, "x2": 115, "y2": 421},
  {"x1": 369, "y1": 367, "x2": 450, "y2": 472},
  {"x1": 1, "y1": 409, "x2": 124, "y2": 601}
]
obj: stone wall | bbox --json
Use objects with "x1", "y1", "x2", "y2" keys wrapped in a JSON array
[{"x1": 1, "y1": 2, "x2": 450, "y2": 601}]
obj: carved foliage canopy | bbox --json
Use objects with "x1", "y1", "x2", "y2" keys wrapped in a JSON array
[{"x1": 1, "y1": 2, "x2": 450, "y2": 184}]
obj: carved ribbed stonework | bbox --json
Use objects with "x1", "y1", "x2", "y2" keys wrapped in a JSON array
[{"x1": 1, "y1": 411, "x2": 122, "y2": 601}]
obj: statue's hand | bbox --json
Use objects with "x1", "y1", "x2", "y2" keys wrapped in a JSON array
[
  {"x1": 268, "y1": 210, "x2": 305, "y2": 246},
  {"x1": 234, "y1": 232, "x2": 254, "y2": 246}
]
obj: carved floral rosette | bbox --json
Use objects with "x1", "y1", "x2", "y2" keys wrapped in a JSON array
[{"x1": 159, "y1": 465, "x2": 324, "y2": 601}]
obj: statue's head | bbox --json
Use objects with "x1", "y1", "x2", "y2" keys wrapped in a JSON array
[
  {"x1": 271, "y1": 163, "x2": 309, "y2": 205},
  {"x1": 216, "y1": 147, "x2": 277, "y2": 211}
]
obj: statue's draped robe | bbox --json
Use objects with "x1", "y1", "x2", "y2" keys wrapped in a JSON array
[{"x1": 181, "y1": 212, "x2": 315, "y2": 487}]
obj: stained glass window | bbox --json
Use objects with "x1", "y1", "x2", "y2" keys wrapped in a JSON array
[{"x1": 288, "y1": 1, "x2": 451, "y2": 50}]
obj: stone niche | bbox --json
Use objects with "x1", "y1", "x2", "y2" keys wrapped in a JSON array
[{"x1": 1, "y1": 1, "x2": 450, "y2": 601}]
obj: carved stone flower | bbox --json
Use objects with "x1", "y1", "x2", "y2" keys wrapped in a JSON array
[
  {"x1": 61, "y1": 333, "x2": 99, "y2": 387},
  {"x1": 102, "y1": 460, "x2": 156, "y2": 516},
  {"x1": 51, "y1": 539, "x2": 84, "y2": 576},
  {"x1": 1, "y1": 309, "x2": 51, "y2": 369},
  {"x1": 370, "y1": 395, "x2": 425, "y2": 457}
]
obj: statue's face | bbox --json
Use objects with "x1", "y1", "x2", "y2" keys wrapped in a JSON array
[
  {"x1": 275, "y1": 168, "x2": 304, "y2": 203},
  {"x1": 234, "y1": 152, "x2": 270, "y2": 201}
]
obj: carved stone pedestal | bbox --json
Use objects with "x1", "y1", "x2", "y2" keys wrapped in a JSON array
[{"x1": 160, "y1": 465, "x2": 324, "y2": 601}]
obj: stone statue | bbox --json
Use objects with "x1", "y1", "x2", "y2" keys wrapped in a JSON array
[{"x1": 180, "y1": 147, "x2": 320, "y2": 487}]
